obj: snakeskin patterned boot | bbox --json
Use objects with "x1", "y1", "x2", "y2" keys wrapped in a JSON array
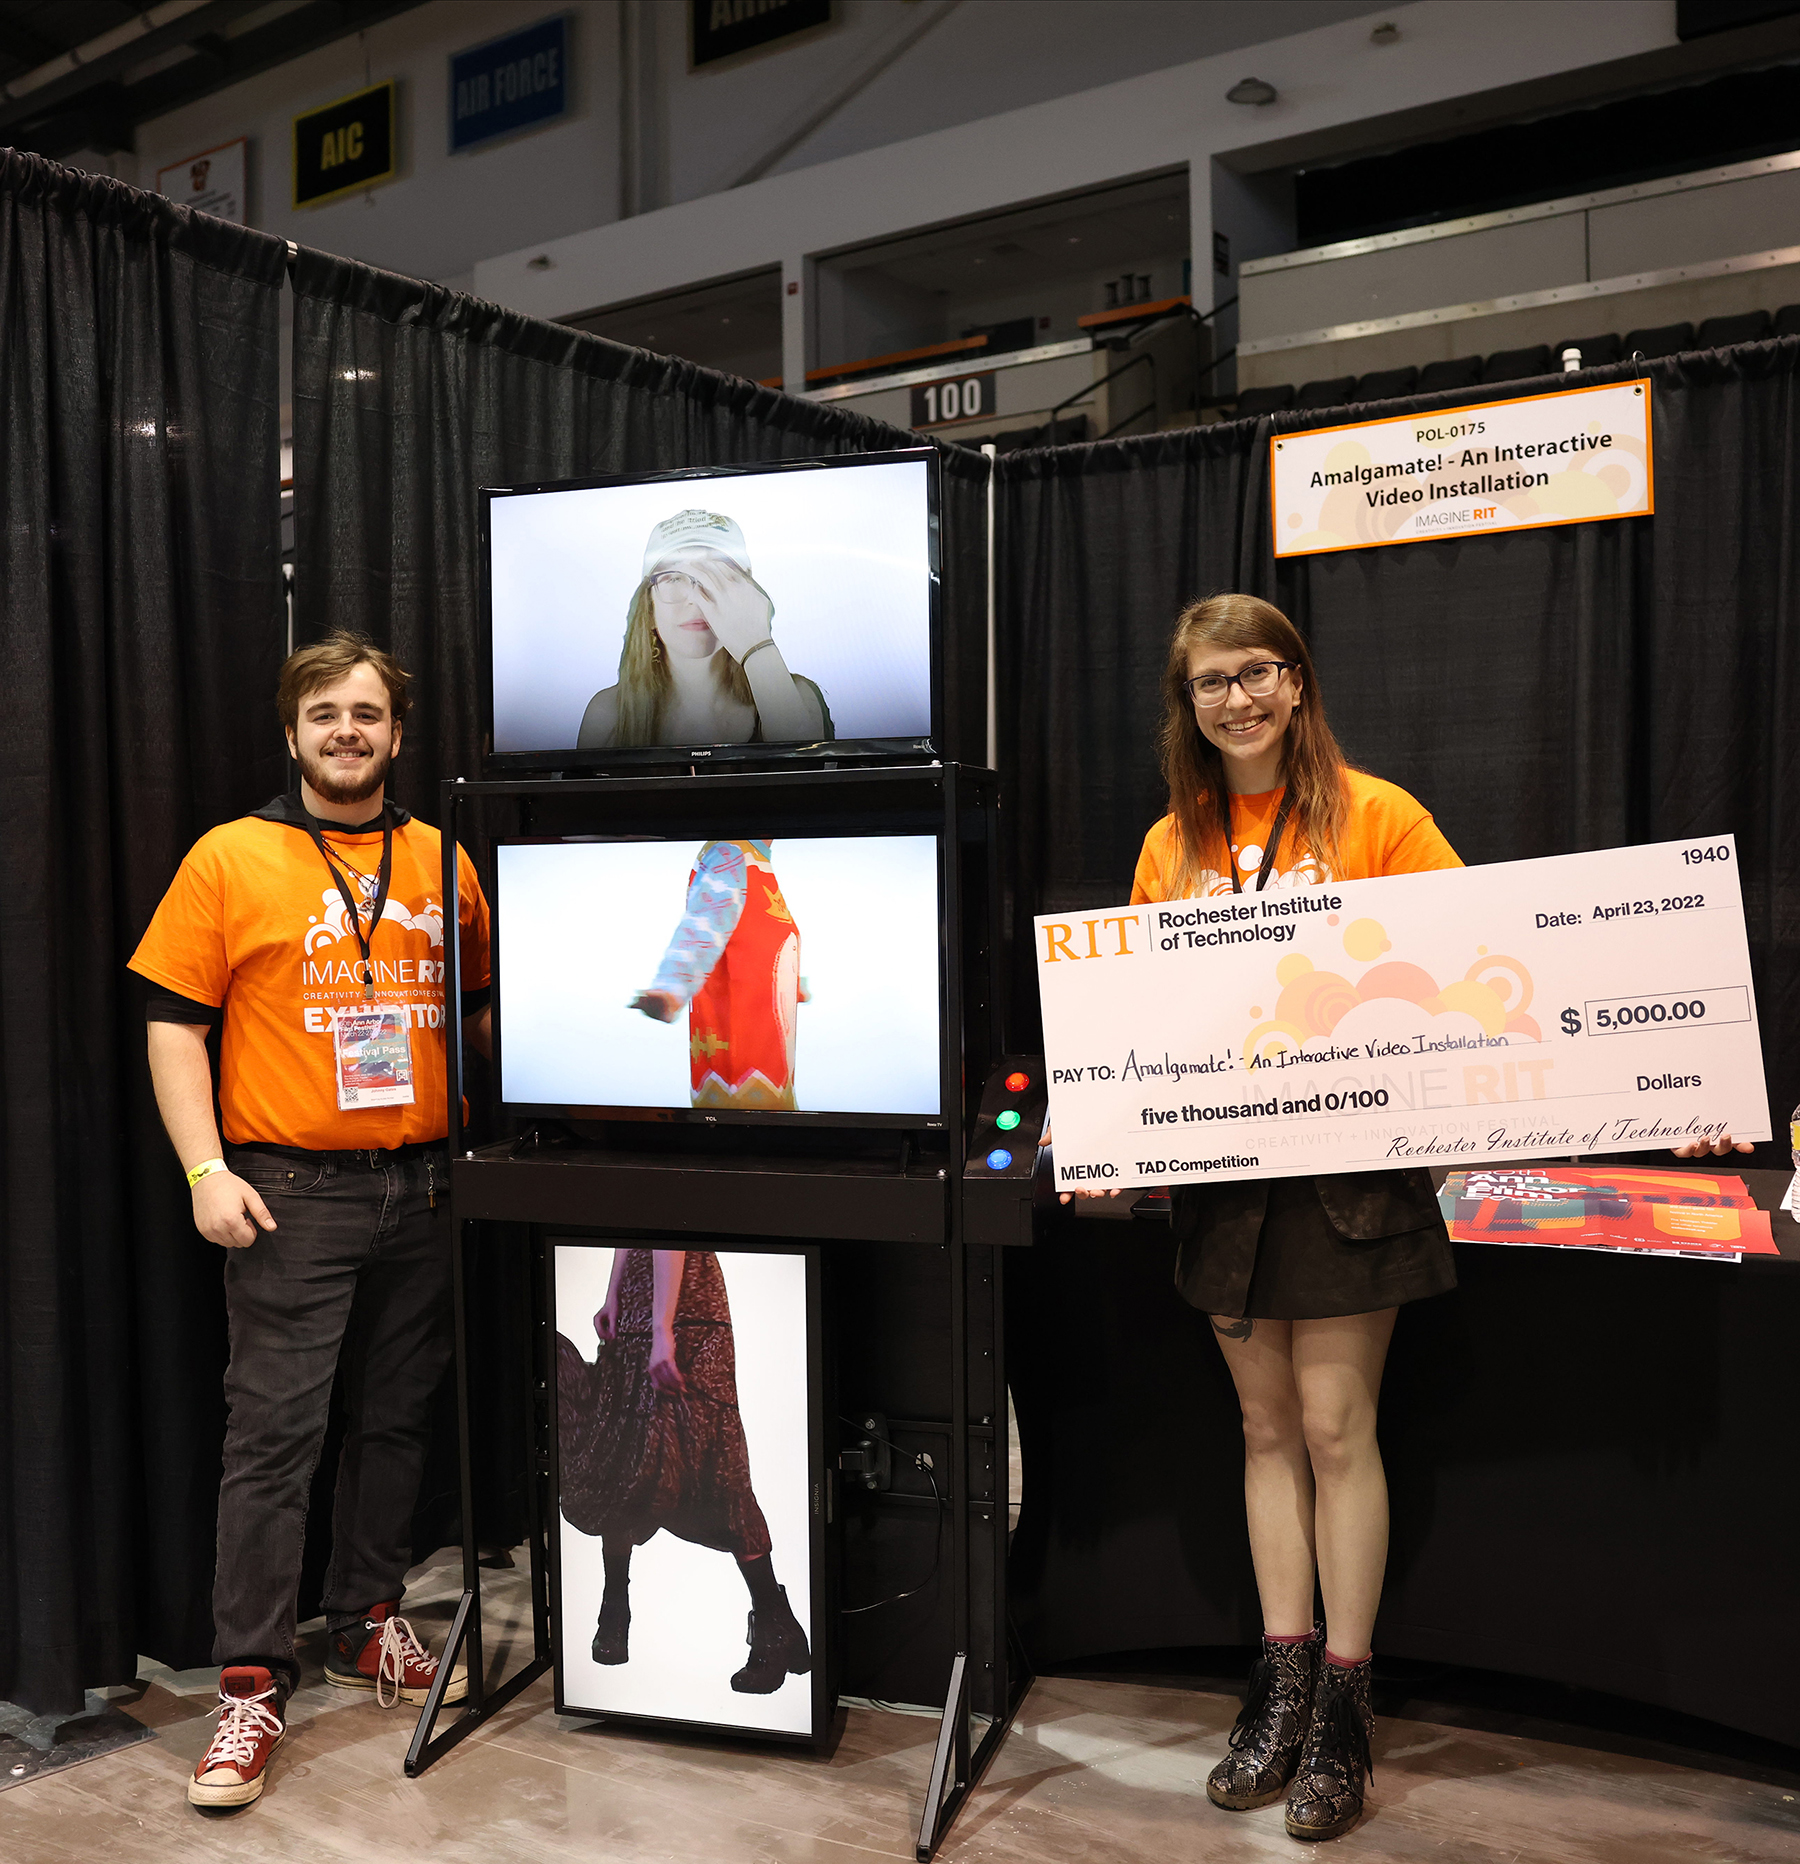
[
  {"x1": 1285, "y1": 1653, "x2": 1374, "y2": 1840},
  {"x1": 1205, "y1": 1627, "x2": 1322, "y2": 1810}
]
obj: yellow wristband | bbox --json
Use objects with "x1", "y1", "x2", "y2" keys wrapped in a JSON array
[{"x1": 186, "y1": 1157, "x2": 228, "y2": 1189}]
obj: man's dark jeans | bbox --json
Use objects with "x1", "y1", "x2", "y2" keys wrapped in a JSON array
[{"x1": 215, "y1": 1143, "x2": 452, "y2": 1693}]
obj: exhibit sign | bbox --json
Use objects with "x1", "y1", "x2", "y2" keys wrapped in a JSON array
[
  {"x1": 156, "y1": 138, "x2": 246, "y2": 224},
  {"x1": 450, "y1": 14, "x2": 568, "y2": 153},
  {"x1": 692, "y1": 0, "x2": 830, "y2": 67},
  {"x1": 293, "y1": 80, "x2": 396, "y2": 209},
  {"x1": 1036, "y1": 837, "x2": 1770, "y2": 1193},
  {"x1": 1270, "y1": 379, "x2": 1652, "y2": 557},
  {"x1": 550, "y1": 1241, "x2": 825, "y2": 1740}
]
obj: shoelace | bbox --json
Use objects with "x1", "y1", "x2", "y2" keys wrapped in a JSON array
[
  {"x1": 375, "y1": 1613, "x2": 437, "y2": 1709},
  {"x1": 202, "y1": 1682, "x2": 282, "y2": 1775}
]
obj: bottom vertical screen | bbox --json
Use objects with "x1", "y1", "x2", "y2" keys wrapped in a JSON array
[{"x1": 549, "y1": 1239, "x2": 825, "y2": 1739}]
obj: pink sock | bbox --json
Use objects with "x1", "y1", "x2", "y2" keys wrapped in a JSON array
[
  {"x1": 1265, "y1": 1630, "x2": 1313, "y2": 1645},
  {"x1": 1324, "y1": 1647, "x2": 1369, "y2": 1668}
]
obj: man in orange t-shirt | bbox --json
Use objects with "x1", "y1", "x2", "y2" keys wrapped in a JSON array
[{"x1": 129, "y1": 632, "x2": 488, "y2": 1813}]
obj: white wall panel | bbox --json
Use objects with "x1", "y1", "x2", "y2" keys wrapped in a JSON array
[
  {"x1": 1588, "y1": 165, "x2": 1800, "y2": 278},
  {"x1": 1241, "y1": 215, "x2": 1587, "y2": 344}
]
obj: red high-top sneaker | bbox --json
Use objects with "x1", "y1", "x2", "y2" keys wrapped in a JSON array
[
  {"x1": 323, "y1": 1601, "x2": 467, "y2": 1707},
  {"x1": 188, "y1": 1666, "x2": 284, "y2": 1809}
]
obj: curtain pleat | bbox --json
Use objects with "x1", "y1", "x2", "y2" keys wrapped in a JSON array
[{"x1": 0, "y1": 151, "x2": 286, "y2": 1715}]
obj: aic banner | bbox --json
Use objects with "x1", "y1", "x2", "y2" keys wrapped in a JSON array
[{"x1": 1270, "y1": 379, "x2": 1652, "y2": 557}]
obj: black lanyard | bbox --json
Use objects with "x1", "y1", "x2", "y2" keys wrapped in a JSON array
[
  {"x1": 1228, "y1": 791, "x2": 1295, "y2": 895},
  {"x1": 304, "y1": 807, "x2": 394, "y2": 1001}
]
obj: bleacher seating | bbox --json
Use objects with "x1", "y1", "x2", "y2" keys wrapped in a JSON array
[
  {"x1": 1697, "y1": 310, "x2": 1771, "y2": 347},
  {"x1": 1234, "y1": 301, "x2": 1800, "y2": 419},
  {"x1": 1353, "y1": 366, "x2": 1418, "y2": 400},
  {"x1": 1622, "y1": 321, "x2": 1694, "y2": 358},
  {"x1": 1417, "y1": 356, "x2": 1483, "y2": 393},
  {"x1": 1235, "y1": 384, "x2": 1295, "y2": 415},
  {"x1": 1482, "y1": 345, "x2": 1552, "y2": 382},
  {"x1": 1552, "y1": 332, "x2": 1623, "y2": 367},
  {"x1": 958, "y1": 413, "x2": 1090, "y2": 452},
  {"x1": 1294, "y1": 376, "x2": 1357, "y2": 410}
]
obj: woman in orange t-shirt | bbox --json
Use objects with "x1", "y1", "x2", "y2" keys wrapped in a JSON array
[{"x1": 1117, "y1": 594, "x2": 1461, "y2": 1840}]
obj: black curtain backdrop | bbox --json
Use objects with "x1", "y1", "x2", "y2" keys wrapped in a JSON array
[
  {"x1": 0, "y1": 152, "x2": 286, "y2": 1715},
  {"x1": 289, "y1": 248, "x2": 991, "y2": 815},
  {"x1": 997, "y1": 346, "x2": 1800, "y2": 1724},
  {"x1": 996, "y1": 348, "x2": 1799, "y2": 1149}
]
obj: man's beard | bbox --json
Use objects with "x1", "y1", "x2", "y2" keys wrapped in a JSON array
[{"x1": 299, "y1": 740, "x2": 392, "y2": 807}]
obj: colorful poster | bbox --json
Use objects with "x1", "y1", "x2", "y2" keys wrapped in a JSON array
[
  {"x1": 1271, "y1": 379, "x2": 1652, "y2": 557},
  {"x1": 1439, "y1": 1165, "x2": 1777, "y2": 1261}
]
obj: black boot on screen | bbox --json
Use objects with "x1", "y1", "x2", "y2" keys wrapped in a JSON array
[{"x1": 730, "y1": 1581, "x2": 811, "y2": 1694}]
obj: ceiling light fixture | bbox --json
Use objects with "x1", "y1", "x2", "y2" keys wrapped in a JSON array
[
  {"x1": 1370, "y1": 21, "x2": 1399, "y2": 44},
  {"x1": 1227, "y1": 77, "x2": 1277, "y2": 106}
]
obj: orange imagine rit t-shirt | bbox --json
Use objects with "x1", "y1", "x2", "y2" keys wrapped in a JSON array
[
  {"x1": 129, "y1": 798, "x2": 490, "y2": 1150},
  {"x1": 1132, "y1": 770, "x2": 1461, "y2": 904}
]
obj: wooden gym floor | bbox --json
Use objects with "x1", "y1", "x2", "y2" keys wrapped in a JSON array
[{"x1": 4, "y1": 1543, "x2": 1799, "y2": 1862}]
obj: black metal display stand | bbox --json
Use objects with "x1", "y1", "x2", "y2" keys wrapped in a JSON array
[{"x1": 406, "y1": 767, "x2": 1042, "y2": 1859}]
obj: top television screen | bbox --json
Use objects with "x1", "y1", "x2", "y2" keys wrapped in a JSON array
[{"x1": 486, "y1": 452, "x2": 936, "y2": 763}]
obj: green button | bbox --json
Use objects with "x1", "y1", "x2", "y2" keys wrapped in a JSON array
[{"x1": 995, "y1": 1109, "x2": 1021, "y2": 1131}]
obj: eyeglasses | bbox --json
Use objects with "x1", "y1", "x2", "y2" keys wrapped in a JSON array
[
  {"x1": 649, "y1": 569, "x2": 703, "y2": 597},
  {"x1": 1184, "y1": 660, "x2": 1298, "y2": 707}
]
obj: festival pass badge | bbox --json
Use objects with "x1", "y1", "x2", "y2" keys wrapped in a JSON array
[
  {"x1": 1035, "y1": 837, "x2": 1769, "y2": 1193},
  {"x1": 333, "y1": 1002, "x2": 416, "y2": 1111}
]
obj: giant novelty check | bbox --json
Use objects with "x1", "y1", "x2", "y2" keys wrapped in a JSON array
[{"x1": 1036, "y1": 838, "x2": 1769, "y2": 1192}]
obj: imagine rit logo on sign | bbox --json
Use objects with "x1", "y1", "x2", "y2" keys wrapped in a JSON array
[{"x1": 293, "y1": 80, "x2": 396, "y2": 209}]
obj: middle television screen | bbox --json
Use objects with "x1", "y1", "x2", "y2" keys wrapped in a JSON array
[{"x1": 496, "y1": 835, "x2": 943, "y2": 1119}]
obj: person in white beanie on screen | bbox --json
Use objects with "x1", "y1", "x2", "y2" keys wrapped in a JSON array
[{"x1": 578, "y1": 509, "x2": 832, "y2": 749}]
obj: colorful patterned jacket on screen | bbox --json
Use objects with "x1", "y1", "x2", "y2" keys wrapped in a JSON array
[{"x1": 650, "y1": 839, "x2": 805, "y2": 1110}]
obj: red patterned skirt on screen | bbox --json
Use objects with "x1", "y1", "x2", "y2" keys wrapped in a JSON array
[{"x1": 556, "y1": 1248, "x2": 772, "y2": 1560}]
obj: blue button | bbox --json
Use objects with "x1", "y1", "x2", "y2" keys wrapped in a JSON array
[{"x1": 986, "y1": 1148, "x2": 1013, "y2": 1170}]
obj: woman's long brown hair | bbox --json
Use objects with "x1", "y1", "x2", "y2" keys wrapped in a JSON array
[
  {"x1": 1157, "y1": 593, "x2": 1352, "y2": 896},
  {"x1": 610, "y1": 580, "x2": 755, "y2": 747}
]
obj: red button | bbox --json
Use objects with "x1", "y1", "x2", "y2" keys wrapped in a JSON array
[{"x1": 1005, "y1": 1071, "x2": 1030, "y2": 1093}]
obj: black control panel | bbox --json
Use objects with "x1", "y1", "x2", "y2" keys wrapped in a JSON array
[
  {"x1": 961, "y1": 1054, "x2": 1049, "y2": 1248},
  {"x1": 964, "y1": 1053, "x2": 1048, "y2": 1180}
]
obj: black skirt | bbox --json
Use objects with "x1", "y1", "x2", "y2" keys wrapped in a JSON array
[{"x1": 1172, "y1": 1169, "x2": 1457, "y2": 1321}]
